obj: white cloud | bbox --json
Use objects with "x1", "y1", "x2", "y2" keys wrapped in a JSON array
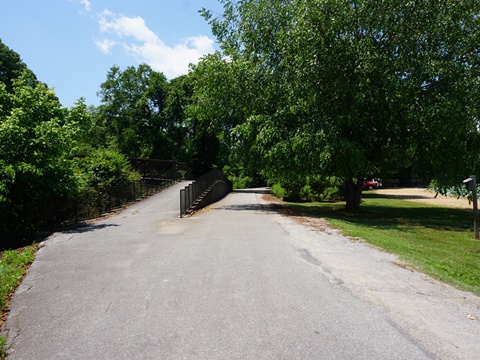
[
  {"x1": 81, "y1": 0, "x2": 92, "y2": 11},
  {"x1": 70, "y1": 0, "x2": 92, "y2": 12},
  {"x1": 96, "y1": 10, "x2": 215, "y2": 78},
  {"x1": 95, "y1": 39, "x2": 117, "y2": 54}
]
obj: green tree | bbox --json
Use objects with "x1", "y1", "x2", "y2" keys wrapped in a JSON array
[
  {"x1": 0, "y1": 39, "x2": 37, "y2": 93},
  {"x1": 187, "y1": 52, "x2": 269, "y2": 179},
  {"x1": 0, "y1": 75, "x2": 85, "y2": 245},
  {"x1": 202, "y1": 0, "x2": 480, "y2": 210},
  {"x1": 96, "y1": 64, "x2": 174, "y2": 159},
  {"x1": 163, "y1": 74, "x2": 194, "y2": 162}
]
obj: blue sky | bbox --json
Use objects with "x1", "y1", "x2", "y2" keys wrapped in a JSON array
[{"x1": 0, "y1": 0, "x2": 223, "y2": 107}]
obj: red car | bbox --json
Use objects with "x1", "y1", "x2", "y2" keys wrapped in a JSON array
[{"x1": 363, "y1": 178, "x2": 382, "y2": 190}]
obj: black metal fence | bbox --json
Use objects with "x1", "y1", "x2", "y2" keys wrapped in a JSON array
[
  {"x1": 0, "y1": 159, "x2": 188, "y2": 247},
  {"x1": 180, "y1": 169, "x2": 232, "y2": 217},
  {"x1": 41, "y1": 159, "x2": 188, "y2": 230},
  {"x1": 130, "y1": 158, "x2": 187, "y2": 182},
  {"x1": 41, "y1": 179, "x2": 172, "y2": 230}
]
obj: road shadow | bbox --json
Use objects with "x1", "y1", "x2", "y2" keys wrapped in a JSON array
[
  {"x1": 233, "y1": 188, "x2": 271, "y2": 194},
  {"x1": 214, "y1": 203, "x2": 271, "y2": 212},
  {"x1": 215, "y1": 204, "x2": 265, "y2": 211},
  {"x1": 37, "y1": 223, "x2": 120, "y2": 241},
  {"x1": 63, "y1": 223, "x2": 120, "y2": 234}
]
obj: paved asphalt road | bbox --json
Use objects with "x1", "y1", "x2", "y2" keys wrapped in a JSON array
[{"x1": 4, "y1": 182, "x2": 474, "y2": 359}]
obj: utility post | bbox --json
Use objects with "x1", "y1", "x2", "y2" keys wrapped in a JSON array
[{"x1": 463, "y1": 175, "x2": 479, "y2": 240}]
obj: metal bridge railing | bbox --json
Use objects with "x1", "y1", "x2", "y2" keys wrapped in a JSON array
[{"x1": 180, "y1": 169, "x2": 231, "y2": 217}]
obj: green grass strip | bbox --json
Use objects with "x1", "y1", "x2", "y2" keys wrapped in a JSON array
[
  {"x1": 0, "y1": 246, "x2": 37, "y2": 311},
  {"x1": 0, "y1": 245, "x2": 38, "y2": 357},
  {"x1": 287, "y1": 193, "x2": 480, "y2": 296}
]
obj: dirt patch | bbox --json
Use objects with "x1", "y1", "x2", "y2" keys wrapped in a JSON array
[{"x1": 373, "y1": 187, "x2": 472, "y2": 210}]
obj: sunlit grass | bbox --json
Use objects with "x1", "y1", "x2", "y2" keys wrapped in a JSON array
[
  {"x1": 0, "y1": 246, "x2": 37, "y2": 311},
  {"x1": 0, "y1": 245, "x2": 38, "y2": 357},
  {"x1": 286, "y1": 193, "x2": 480, "y2": 296}
]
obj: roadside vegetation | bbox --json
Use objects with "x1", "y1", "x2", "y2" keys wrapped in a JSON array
[
  {"x1": 0, "y1": 246, "x2": 37, "y2": 315},
  {"x1": 284, "y1": 193, "x2": 480, "y2": 296},
  {"x1": 0, "y1": 245, "x2": 39, "y2": 357}
]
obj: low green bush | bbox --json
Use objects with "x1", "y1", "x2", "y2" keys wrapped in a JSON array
[
  {"x1": 272, "y1": 176, "x2": 343, "y2": 202},
  {"x1": 75, "y1": 148, "x2": 140, "y2": 189},
  {"x1": 272, "y1": 183, "x2": 288, "y2": 199}
]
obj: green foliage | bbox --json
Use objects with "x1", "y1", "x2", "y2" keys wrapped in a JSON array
[
  {"x1": 0, "y1": 74, "x2": 85, "y2": 246},
  {"x1": 188, "y1": 53, "x2": 268, "y2": 178},
  {"x1": 75, "y1": 149, "x2": 140, "y2": 189},
  {"x1": 272, "y1": 176, "x2": 343, "y2": 202},
  {"x1": 0, "y1": 39, "x2": 38, "y2": 93},
  {"x1": 201, "y1": 0, "x2": 480, "y2": 211},
  {"x1": 271, "y1": 183, "x2": 287, "y2": 200},
  {"x1": 223, "y1": 164, "x2": 261, "y2": 189},
  {"x1": 95, "y1": 64, "x2": 189, "y2": 160},
  {"x1": 0, "y1": 336, "x2": 6, "y2": 358},
  {"x1": 163, "y1": 74, "x2": 195, "y2": 163}
]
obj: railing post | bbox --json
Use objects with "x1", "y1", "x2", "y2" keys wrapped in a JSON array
[
  {"x1": 188, "y1": 185, "x2": 193, "y2": 209},
  {"x1": 74, "y1": 197, "x2": 78, "y2": 224},
  {"x1": 180, "y1": 189, "x2": 186, "y2": 217}
]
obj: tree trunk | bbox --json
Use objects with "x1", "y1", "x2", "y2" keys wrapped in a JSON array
[{"x1": 344, "y1": 176, "x2": 363, "y2": 212}]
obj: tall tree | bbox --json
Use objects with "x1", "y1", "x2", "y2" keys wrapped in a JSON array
[
  {"x1": 202, "y1": 0, "x2": 480, "y2": 210},
  {"x1": 0, "y1": 39, "x2": 37, "y2": 93},
  {"x1": 96, "y1": 64, "x2": 170, "y2": 159},
  {"x1": 0, "y1": 75, "x2": 85, "y2": 244},
  {"x1": 163, "y1": 74, "x2": 194, "y2": 162}
]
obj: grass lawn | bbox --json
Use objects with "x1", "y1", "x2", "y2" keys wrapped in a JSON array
[{"x1": 286, "y1": 193, "x2": 480, "y2": 296}]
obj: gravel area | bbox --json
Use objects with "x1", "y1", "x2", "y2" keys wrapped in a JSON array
[{"x1": 373, "y1": 187, "x2": 472, "y2": 209}]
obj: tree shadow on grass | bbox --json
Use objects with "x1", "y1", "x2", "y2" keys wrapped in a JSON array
[{"x1": 283, "y1": 193, "x2": 473, "y2": 233}]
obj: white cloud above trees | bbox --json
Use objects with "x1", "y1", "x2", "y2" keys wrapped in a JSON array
[{"x1": 95, "y1": 9, "x2": 215, "y2": 78}]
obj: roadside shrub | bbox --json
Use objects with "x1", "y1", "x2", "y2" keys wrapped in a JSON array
[
  {"x1": 310, "y1": 177, "x2": 344, "y2": 201},
  {"x1": 223, "y1": 164, "x2": 264, "y2": 189},
  {"x1": 272, "y1": 176, "x2": 343, "y2": 202},
  {"x1": 76, "y1": 149, "x2": 140, "y2": 189},
  {"x1": 300, "y1": 184, "x2": 315, "y2": 202},
  {"x1": 272, "y1": 183, "x2": 288, "y2": 199}
]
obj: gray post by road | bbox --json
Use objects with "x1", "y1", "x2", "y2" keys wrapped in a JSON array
[
  {"x1": 463, "y1": 175, "x2": 479, "y2": 240},
  {"x1": 472, "y1": 175, "x2": 479, "y2": 240}
]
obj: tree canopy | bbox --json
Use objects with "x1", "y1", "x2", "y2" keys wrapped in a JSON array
[
  {"x1": 0, "y1": 74, "x2": 87, "y2": 243},
  {"x1": 0, "y1": 39, "x2": 38, "y2": 93},
  {"x1": 200, "y1": 0, "x2": 480, "y2": 210},
  {"x1": 95, "y1": 64, "x2": 191, "y2": 161}
]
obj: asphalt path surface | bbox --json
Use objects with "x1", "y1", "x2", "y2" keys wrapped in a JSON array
[{"x1": 4, "y1": 182, "x2": 479, "y2": 359}]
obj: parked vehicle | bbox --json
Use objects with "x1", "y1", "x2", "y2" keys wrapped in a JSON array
[{"x1": 363, "y1": 178, "x2": 382, "y2": 190}]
